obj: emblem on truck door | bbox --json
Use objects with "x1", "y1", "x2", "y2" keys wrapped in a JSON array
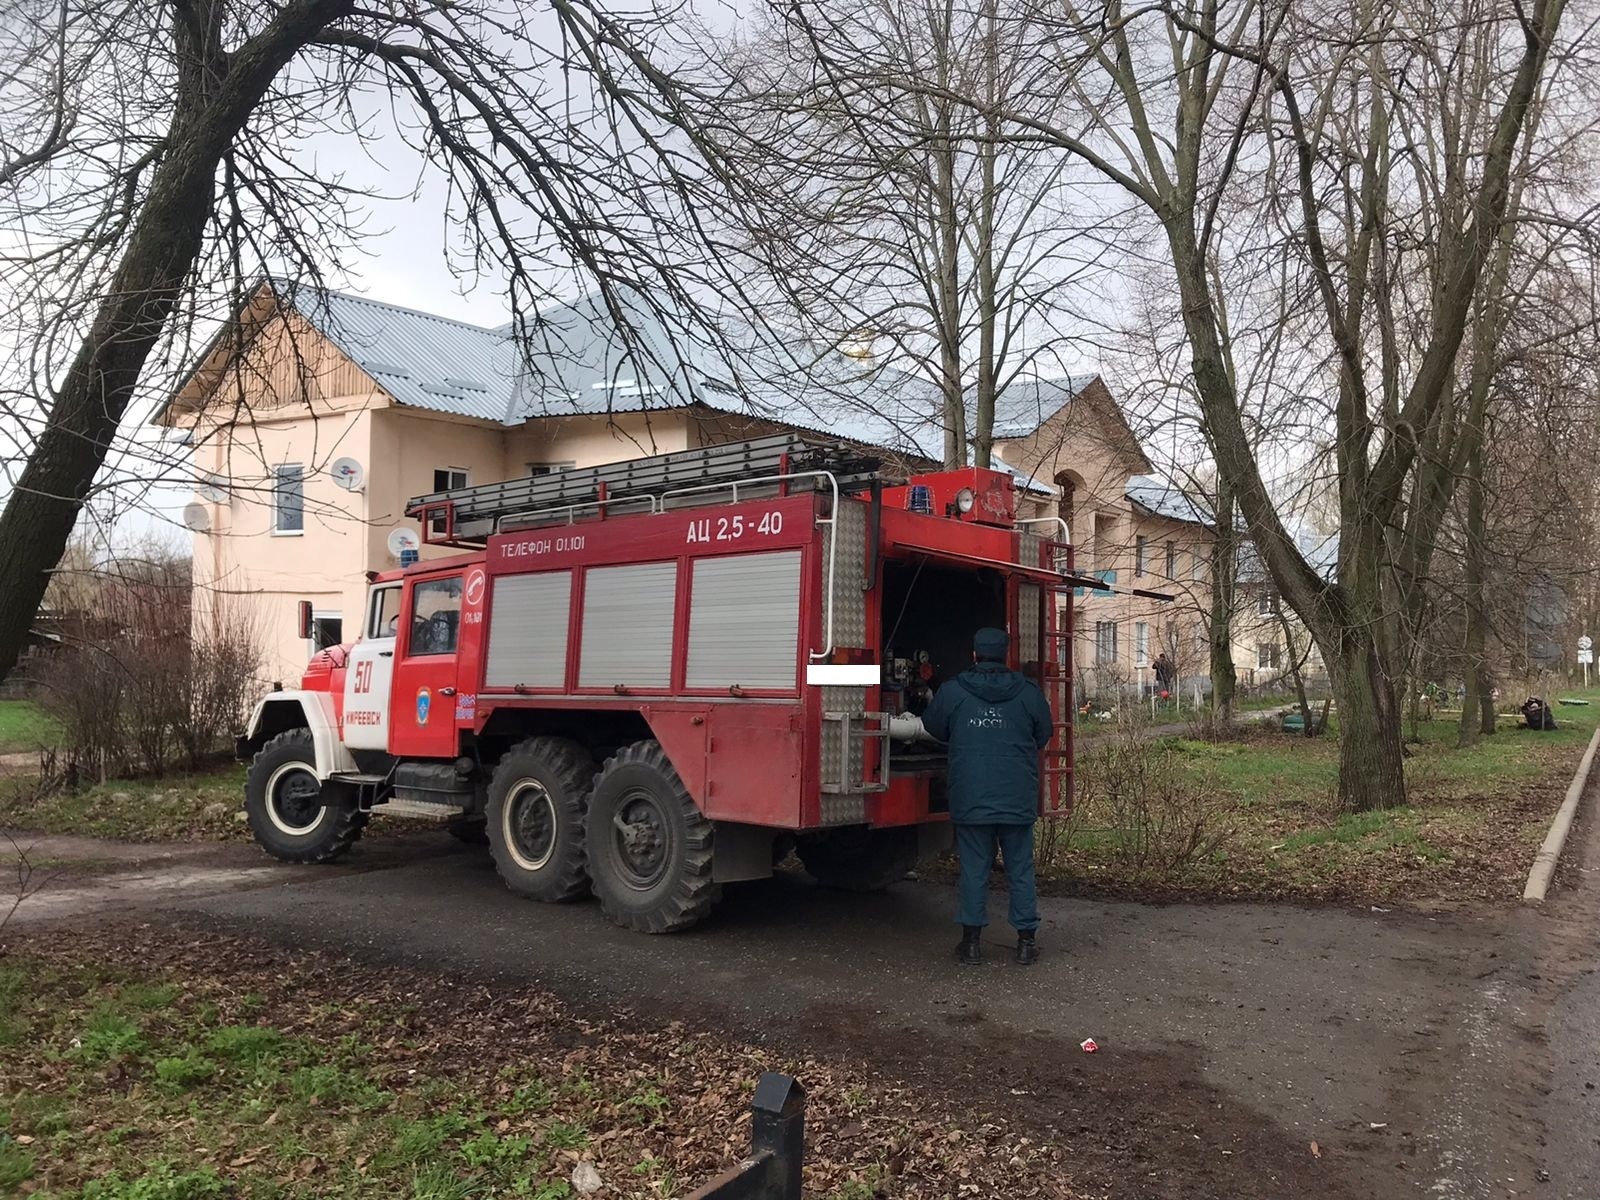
[{"x1": 416, "y1": 686, "x2": 431, "y2": 727}]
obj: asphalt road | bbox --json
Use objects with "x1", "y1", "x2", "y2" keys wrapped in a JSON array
[
  {"x1": 148, "y1": 837, "x2": 1560, "y2": 1199},
  {"x1": 16, "y1": 792, "x2": 1600, "y2": 1199}
]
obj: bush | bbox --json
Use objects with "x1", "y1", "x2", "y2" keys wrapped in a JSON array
[
  {"x1": 35, "y1": 546, "x2": 262, "y2": 782},
  {"x1": 1050, "y1": 717, "x2": 1231, "y2": 877}
]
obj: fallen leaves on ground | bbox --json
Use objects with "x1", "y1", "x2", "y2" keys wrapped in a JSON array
[{"x1": 0, "y1": 921, "x2": 1092, "y2": 1199}]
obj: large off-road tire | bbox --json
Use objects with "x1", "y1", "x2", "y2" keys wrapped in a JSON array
[
  {"x1": 586, "y1": 741, "x2": 719, "y2": 934},
  {"x1": 796, "y1": 826, "x2": 919, "y2": 892},
  {"x1": 485, "y1": 737, "x2": 596, "y2": 902},
  {"x1": 244, "y1": 729, "x2": 366, "y2": 864}
]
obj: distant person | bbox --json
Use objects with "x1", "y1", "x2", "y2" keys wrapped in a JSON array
[
  {"x1": 1153, "y1": 652, "x2": 1176, "y2": 694},
  {"x1": 1521, "y1": 697, "x2": 1557, "y2": 731},
  {"x1": 922, "y1": 627, "x2": 1053, "y2": 967}
]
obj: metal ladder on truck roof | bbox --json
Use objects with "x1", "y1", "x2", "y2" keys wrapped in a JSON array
[{"x1": 406, "y1": 434, "x2": 887, "y2": 547}]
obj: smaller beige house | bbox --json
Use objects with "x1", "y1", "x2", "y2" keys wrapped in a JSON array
[{"x1": 161, "y1": 283, "x2": 955, "y2": 678}]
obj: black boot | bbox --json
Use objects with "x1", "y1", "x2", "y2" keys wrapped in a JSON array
[
  {"x1": 1015, "y1": 930, "x2": 1038, "y2": 966},
  {"x1": 956, "y1": 926, "x2": 983, "y2": 966}
]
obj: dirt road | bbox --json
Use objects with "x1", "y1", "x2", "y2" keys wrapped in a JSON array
[{"x1": 10, "y1": 801, "x2": 1600, "y2": 1199}]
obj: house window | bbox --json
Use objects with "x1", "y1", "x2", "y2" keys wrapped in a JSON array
[
  {"x1": 1193, "y1": 555, "x2": 1208, "y2": 583},
  {"x1": 1257, "y1": 589, "x2": 1280, "y2": 617},
  {"x1": 309, "y1": 613, "x2": 343, "y2": 652},
  {"x1": 431, "y1": 468, "x2": 468, "y2": 534},
  {"x1": 1257, "y1": 643, "x2": 1282, "y2": 670},
  {"x1": 1166, "y1": 542, "x2": 1177, "y2": 580},
  {"x1": 1135, "y1": 535, "x2": 1148, "y2": 576},
  {"x1": 1095, "y1": 621, "x2": 1118, "y2": 663},
  {"x1": 273, "y1": 465, "x2": 304, "y2": 534},
  {"x1": 1134, "y1": 621, "x2": 1149, "y2": 663},
  {"x1": 528, "y1": 462, "x2": 576, "y2": 477}
]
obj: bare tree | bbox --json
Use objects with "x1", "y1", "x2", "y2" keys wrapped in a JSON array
[
  {"x1": 0, "y1": 0, "x2": 737, "y2": 684},
  {"x1": 852, "y1": 0, "x2": 1573, "y2": 810},
  {"x1": 693, "y1": 0, "x2": 1123, "y2": 468}
]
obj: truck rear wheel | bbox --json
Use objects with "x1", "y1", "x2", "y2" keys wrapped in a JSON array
[
  {"x1": 244, "y1": 729, "x2": 366, "y2": 864},
  {"x1": 797, "y1": 826, "x2": 919, "y2": 892},
  {"x1": 586, "y1": 741, "x2": 719, "y2": 934},
  {"x1": 485, "y1": 737, "x2": 595, "y2": 903}
]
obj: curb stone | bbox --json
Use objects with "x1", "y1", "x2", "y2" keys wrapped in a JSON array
[{"x1": 1523, "y1": 725, "x2": 1600, "y2": 903}]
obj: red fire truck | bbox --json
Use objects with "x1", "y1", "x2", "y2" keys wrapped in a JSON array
[{"x1": 237, "y1": 435, "x2": 1097, "y2": 932}]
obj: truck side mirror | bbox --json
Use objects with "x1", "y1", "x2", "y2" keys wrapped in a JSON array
[{"x1": 297, "y1": 600, "x2": 314, "y2": 641}]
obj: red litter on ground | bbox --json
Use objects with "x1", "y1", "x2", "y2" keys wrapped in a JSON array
[{"x1": 1080, "y1": 1038, "x2": 1099, "y2": 1053}]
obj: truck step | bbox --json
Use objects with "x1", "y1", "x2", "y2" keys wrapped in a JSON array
[
  {"x1": 331, "y1": 772, "x2": 387, "y2": 785},
  {"x1": 373, "y1": 798, "x2": 465, "y2": 820}
]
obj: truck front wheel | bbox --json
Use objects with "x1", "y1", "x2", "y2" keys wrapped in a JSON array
[
  {"x1": 586, "y1": 741, "x2": 719, "y2": 933},
  {"x1": 244, "y1": 729, "x2": 366, "y2": 864},
  {"x1": 485, "y1": 737, "x2": 595, "y2": 903},
  {"x1": 796, "y1": 826, "x2": 919, "y2": 892}
]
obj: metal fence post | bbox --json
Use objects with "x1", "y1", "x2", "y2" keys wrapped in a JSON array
[
  {"x1": 752, "y1": 1072, "x2": 806, "y2": 1198},
  {"x1": 687, "y1": 1072, "x2": 806, "y2": 1200}
]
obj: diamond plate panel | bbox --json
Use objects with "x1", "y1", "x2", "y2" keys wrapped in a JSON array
[
  {"x1": 818, "y1": 499, "x2": 869, "y2": 821},
  {"x1": 1018, "y1": 583, "x2": 1040, "y2": 666}
]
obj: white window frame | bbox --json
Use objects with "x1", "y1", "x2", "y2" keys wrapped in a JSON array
[
  {"x1": 431, "y1": 467, "x2": 469, "y2": 534},
  {"x1": 527, "y1": 461, "x2": 576, "y2": 477},
  {"x1": 307, "y1": 610, "x2": 343, "y2": 655},
  {"x1": 1095, "y1": 620, "x2": 1119, "y2": 664},
  {"x1": 1134, "y1": 621, "x2": 1150, "y2": 664},
  {"x1": 272, "y1": 464, "x2": 304, "y2": 536},
  {"x1": 1134, "y1": 535, "x2": 1148, "y2": 577},
  {"x1": 1257, "y1": 589, "x2": 1280, "y2": 618},
  {"x1": 1166, "y1": 542, "x2": 1177, "y2": 580},
  {"x1": 1257, "y1": 642, "x2": 1282, "y2": 670}
]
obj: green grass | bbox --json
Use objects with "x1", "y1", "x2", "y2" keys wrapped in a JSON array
[
  {"x1": 0, "y1": 958, "x2": 582, "y2": 1198},
  {"x1": 1041, "y1": 686, "x2": 1600, "y2": 904},
  {"x1": 0, "y1": 699, "x2": 60, "y2": 753},
  {"x1": 0, "y1": 942, "x2": 904, "y2": 1200},
  {"x1": 0, "y1": 765, "x2": 247, "y2": 841}
]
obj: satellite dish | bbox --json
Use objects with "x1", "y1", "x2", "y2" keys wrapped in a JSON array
[
  {"x1": 182, "y1": 502, "x2": 212, "y2": 533},
  {"x1": 329, "y1": 457, "x2": 365, "y2": 491},
  {"x1": 196, "y1": 471, "x2": 229, "y2": 503},
  {"x1": 386, "y1": 527, "x2": 420, "y2": 558}
]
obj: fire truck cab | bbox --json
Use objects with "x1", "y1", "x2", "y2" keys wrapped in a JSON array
[{"x1": 238, "y1": 436, "x2": 1094, "y2": 933}]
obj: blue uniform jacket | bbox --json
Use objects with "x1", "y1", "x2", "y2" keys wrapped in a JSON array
[{"x1": 921, "y1": 662, "x2": 1053, "y2": 825}]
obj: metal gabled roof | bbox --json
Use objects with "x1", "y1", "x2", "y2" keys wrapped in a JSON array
[
  {"x1": 990, "y1": 375, "x2": 1099, "y2": 438},
  {"x1": 1125, "y1": 474, "x2": 1213, "y2": 526},
  {"x1": 280, "y1": 285, "x2": 1084, "y2": 498},
  {"x1": 306, "y1": 290, "x2": 518, "y2": 423}
]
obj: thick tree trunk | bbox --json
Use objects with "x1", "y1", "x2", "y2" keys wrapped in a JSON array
[
  {"x1": 0, "y1": 0, "x2": 353, "y2": 683},
  {"x1": 1330, "y1": 638, "x2": 1407, "y2": 811},
  {"x1": 0, "y1": 188, "x2": 217, "y2": 683},
  {"x1": 1209, "y1": 475, "x2": 1238, "y2": 725}
]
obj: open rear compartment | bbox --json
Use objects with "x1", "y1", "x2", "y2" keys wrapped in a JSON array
[{"x1": 878, "y1": 556, "x2": 1010, "y2": 802}]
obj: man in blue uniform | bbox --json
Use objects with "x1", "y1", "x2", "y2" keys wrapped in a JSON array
[{"x1": 921, "y1": 627, "x2": 1053, "y2": 966}]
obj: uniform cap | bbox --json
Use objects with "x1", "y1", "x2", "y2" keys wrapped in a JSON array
[{"x1": 973, "y1": 627, "x2": 1010, "y2": 662}]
